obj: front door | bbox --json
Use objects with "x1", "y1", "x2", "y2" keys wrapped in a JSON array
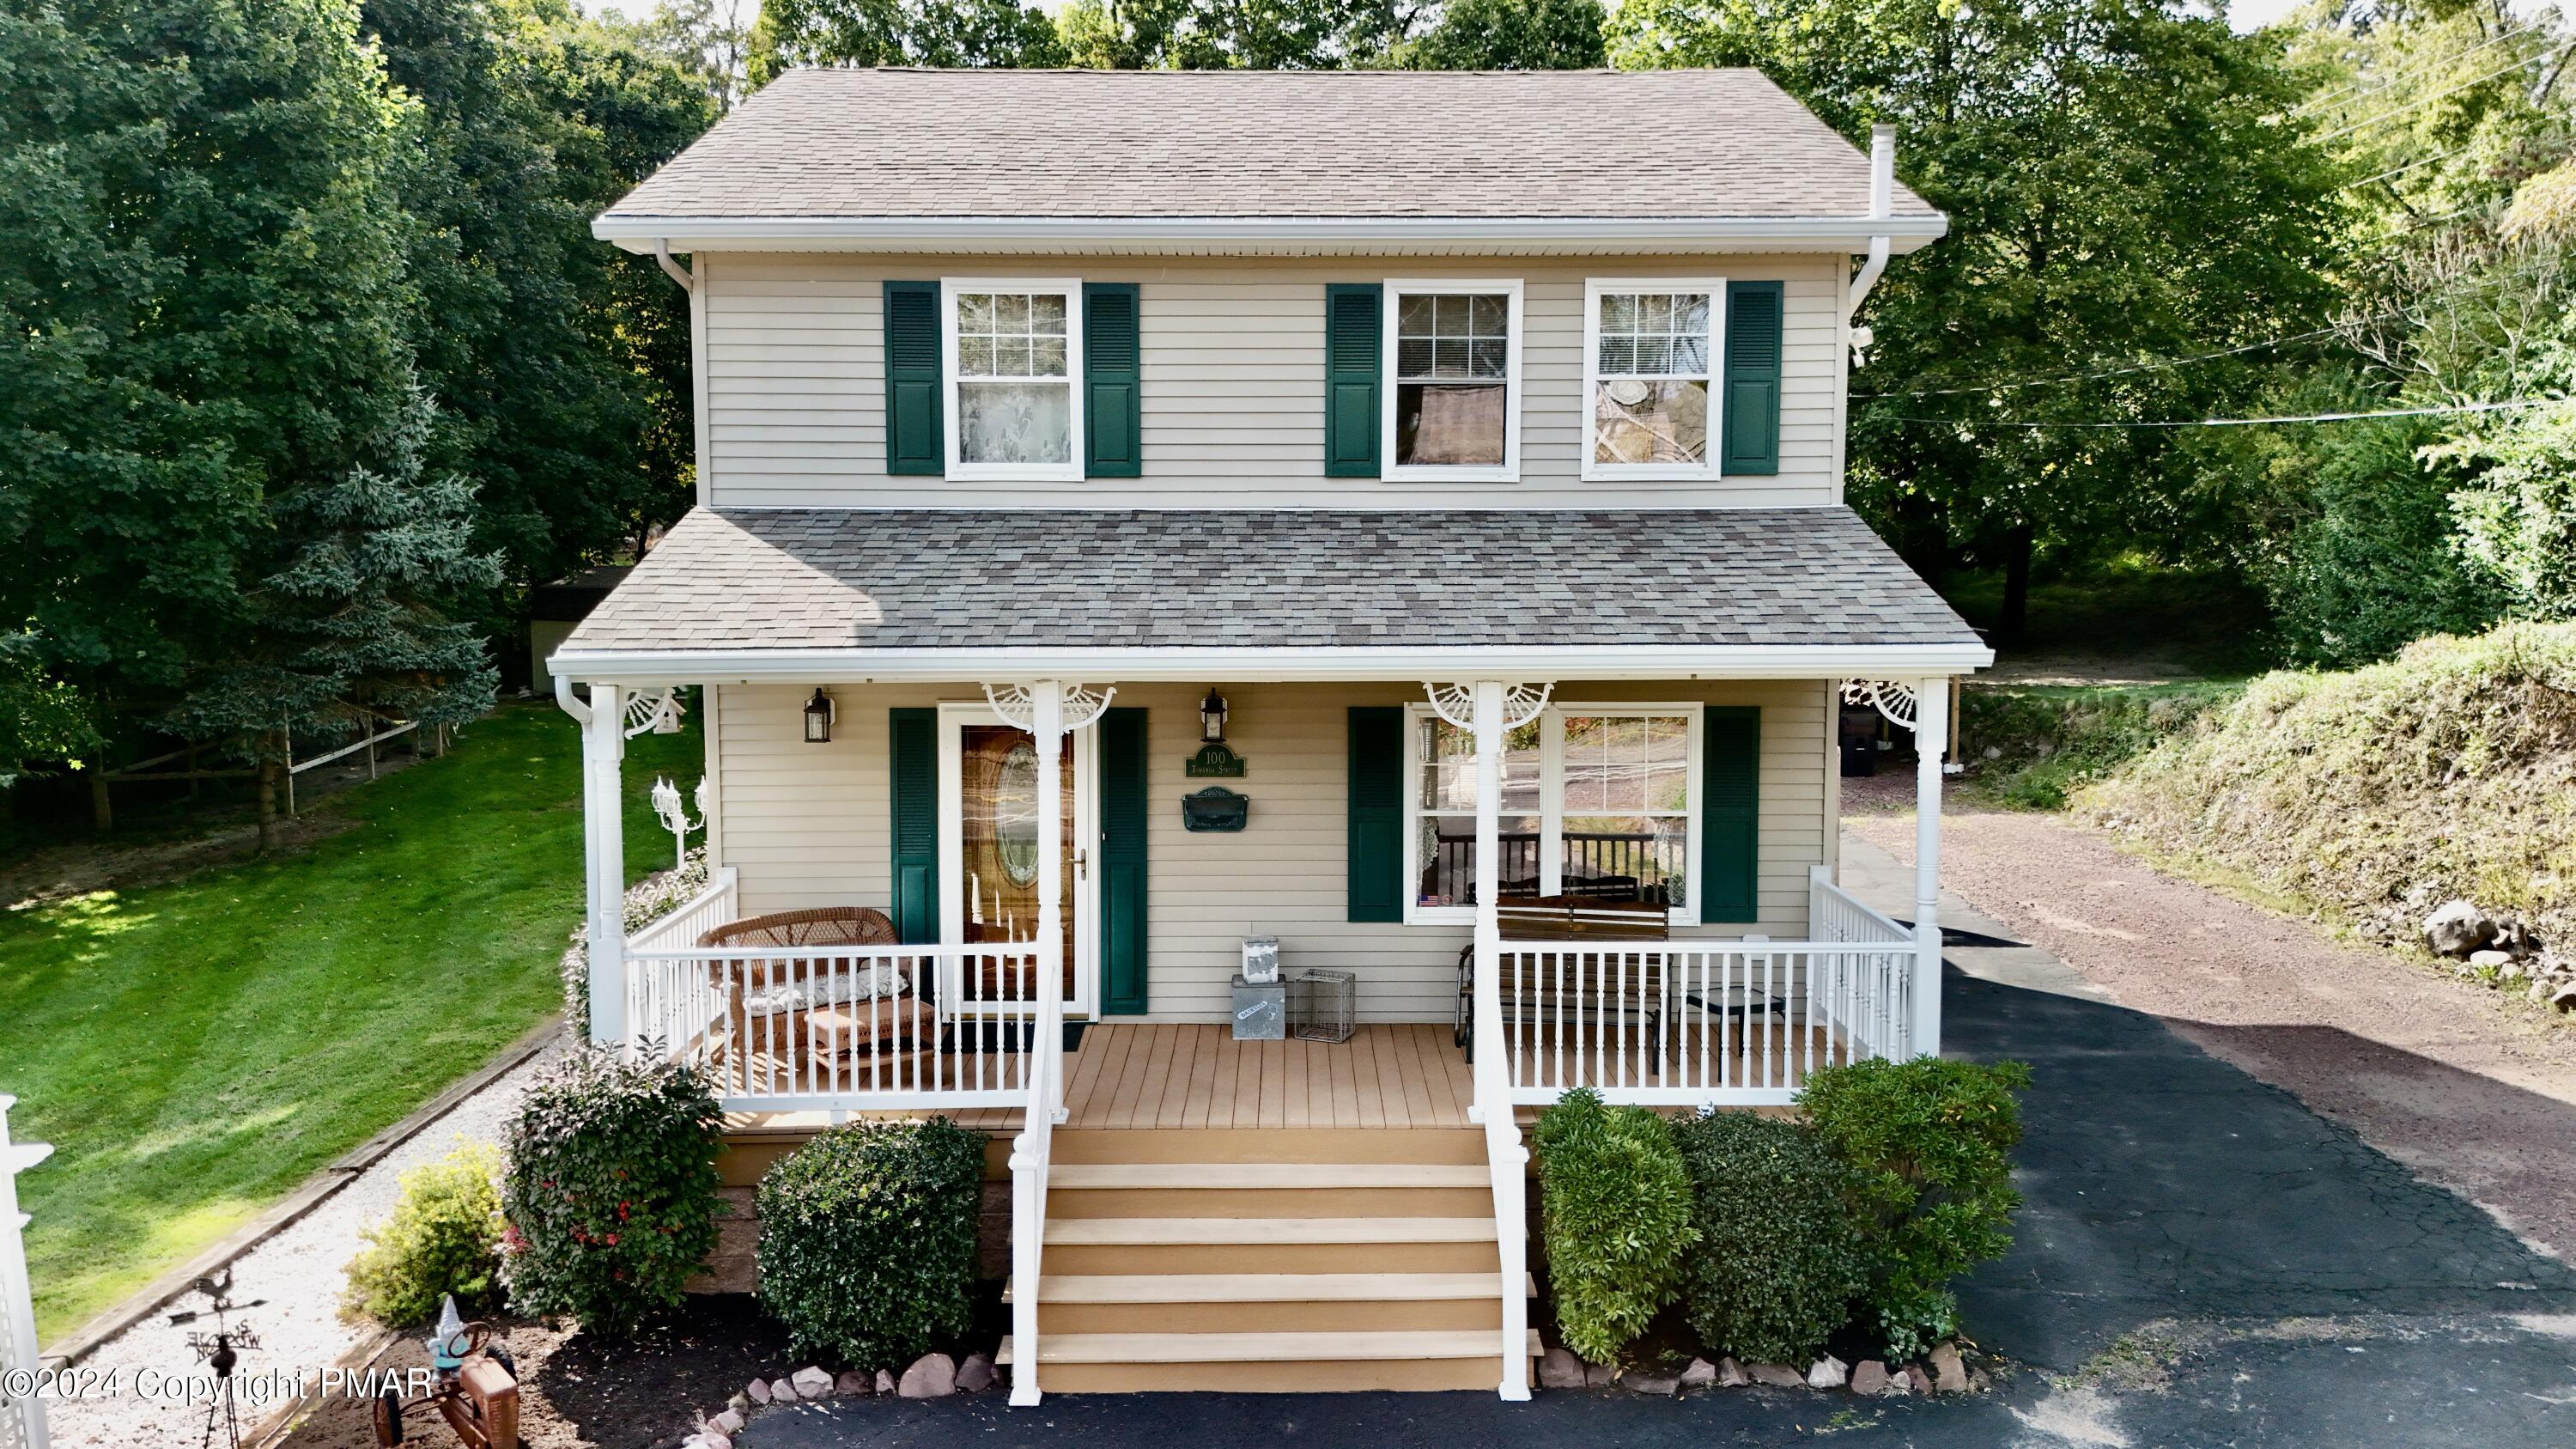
[{"x1": 939, "y1": 704, "x2": 1096, "y2": 1016}]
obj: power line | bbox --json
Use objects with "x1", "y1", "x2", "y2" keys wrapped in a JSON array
[
  {"x1": 2312, "y1": 41, "x2": 2574, "y2": 145},
  {"x1": 1853, "y1": 326, "x2": 2354, "y2": 399},
  {"x1": 2291, "y1": 23, "x2": 2543, "y2": 118},
  {"x1": 1884, "y1": 399, "x2": 2561, "y2": 429},
  {"x1": 2338, "y1": 143, "x2": 2477, "y2": 192}
]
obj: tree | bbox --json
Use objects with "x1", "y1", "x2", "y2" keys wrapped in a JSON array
[
  {"x1": 632, "y1": 0, "x2": 754, "y2": 113},
  {"x1": 1611, "y1": 0, "x2": 2346, "y2": 643},
  {"x1": 362, "y1": 0, "x2": 705, "y2": 607},
  {"x1": 0, "y1": 1, "x2": 279, "y2": 749},
  {"x1": 747, "y1": 0, "x2": 1066, "y2": 82},
  {"x1": 1054, "y1": 0, "x2": 1419, "y2": 70},
  {"x1": 1406, "y1": 0, "x2": 1603, "y2": 70},
  {"x1": 171, "y1": 389, "x2": 501, "y2": 848}
]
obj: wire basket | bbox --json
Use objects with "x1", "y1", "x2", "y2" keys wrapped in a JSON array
[{"x1": 1289, "y1": 969, "x2": 1356, "y2": 1044}]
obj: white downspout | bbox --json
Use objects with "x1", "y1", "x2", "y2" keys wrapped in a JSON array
[
  {"x1": 1844, "y1": 125, "x2": 1896, "y2": 336},
  {"x1": 654, "y1": 238, "x2": 696, "y2": 293}
]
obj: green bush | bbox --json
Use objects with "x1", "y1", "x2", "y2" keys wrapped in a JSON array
[
  {"x1": 1801, "y1": 1056, "x2": 2031, "y2": 1361},
  {"x1": 340, "y1": 1141, "x2": 505, "y2": 1327},
  {"x1": 1668, "y1": 1111, "x2": 1864, "y2": 1366},
  {"x1": 756, "y1": 1118, "x2": 987, "y2": 1369},
  {"x1": 1533, "y1": 1088, "x2": 1698, "y2": 1364},
  {"x1": 500, "y1": 1047, "x2": 724, "y2": 1336}
]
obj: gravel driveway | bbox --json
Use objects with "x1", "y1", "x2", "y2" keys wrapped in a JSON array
[{"x1": 1846, "y1": 794, "x2": 2576, "y2": 1263}]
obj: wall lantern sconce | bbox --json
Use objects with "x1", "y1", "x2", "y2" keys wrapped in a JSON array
[
  {"x1": 1199, "y1": 687, "x2": 1230, "y2": 744},
  {"x1": 803, "y1": 688, "x2": 836, "y2": 744}
]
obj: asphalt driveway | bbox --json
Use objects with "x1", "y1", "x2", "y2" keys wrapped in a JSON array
[{"x1": 740, "y1": 963, "x2": 2576, "y2": 1447}]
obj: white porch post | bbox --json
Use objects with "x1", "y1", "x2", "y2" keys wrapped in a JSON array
[
  {"x1": 582, "y1": 682, "x2": 628, "y2": 1047},
  {"x1": 1911, "y1": 676, "x2": 1948, "y2": 1057},
  {"x1": 1031, "y1": 679, "x2": 1068, "y2": 1123},
  {"x1": 1470, "y1": 679, "x2": 1533, "y2": 1402}
]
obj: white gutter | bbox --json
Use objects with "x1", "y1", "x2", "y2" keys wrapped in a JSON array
[
  {"x1": 592, "y1": 212, "x2": 1948, "y2": 254},
  {"x1": 546, "y1": 642, "x2": 1995, "y2": 687}
]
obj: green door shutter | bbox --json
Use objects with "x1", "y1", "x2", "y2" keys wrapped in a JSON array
[
  {"x1": 889, "y1": 707, "x2": 940, "y2": 943},
  {"x1": 1084, "y1": 283, "x2": 1142, "y2": 478},
  {"x1": 1347, "y1": 705, "x2": 1404, "y2": 922},
  {"x1": 1324, "y1": 283, "x2": 1382, "y2": 478},
  {"x1": 1721, "y1": 280, "x2": 1783, "y2": 475},
  {"x1": 1701, "y1": 706, "x2": 1760, "y2": 922},
  {"x1": 1098, "y1": 707, "x2": 1149, "y2": 1014},
  {"x1": 884, "y1": 280, "x2": 943, "y2": 476}
]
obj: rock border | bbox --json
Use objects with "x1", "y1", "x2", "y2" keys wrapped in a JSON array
[
  {"x1": 1544, "y1": 1338, "x2": 1996, "y2": 1403},
  {"x1": 683, "y1": 1348, "x2": 1002, "y2": 1448}
]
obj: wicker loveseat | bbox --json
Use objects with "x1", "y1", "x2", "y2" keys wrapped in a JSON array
[{"x1": 695, "y1": 908, "x2": 931, "y2": 1068}]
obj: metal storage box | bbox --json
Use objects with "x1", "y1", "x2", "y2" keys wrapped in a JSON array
[{"x1": 1230, "y1": 974, "x2": 1287, "y2": 1040}]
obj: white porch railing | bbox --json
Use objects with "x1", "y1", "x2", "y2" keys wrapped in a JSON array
[
  {"x1": 623, "y1": 911, "x2": 1053, "y2": 1112},
  {"x1": 1490, "y1": 871, "x2": 1915, "y2": 1109}
]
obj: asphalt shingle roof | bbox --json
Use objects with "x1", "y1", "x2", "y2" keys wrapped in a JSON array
[
  {"x1": 602, "y1": 69, "x2": 1939, "y2": 222},
  {"x1": 556, "y1": 508, "x2": 1978, "y2": 656}
]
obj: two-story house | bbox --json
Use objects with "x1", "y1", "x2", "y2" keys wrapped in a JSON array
[{"x1": 551, "y1": 67, "x2": 1988, "y2": 1401}]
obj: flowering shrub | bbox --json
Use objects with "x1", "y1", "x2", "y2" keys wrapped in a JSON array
[{"x1": 499, "y1": 1047, "x2": 723, "y2": 1336}]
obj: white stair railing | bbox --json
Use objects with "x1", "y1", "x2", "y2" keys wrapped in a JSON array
[{"x1": 1, "y1": 1097, "x2": 53, "y2": 1449}]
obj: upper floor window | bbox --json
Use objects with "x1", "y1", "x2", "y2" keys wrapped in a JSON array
[
  {"x1": 1583, "y1": 278, "x2": 1722, "y2": 481},
  {"x1": 943, "y1": 278, "x2": 1084, "y2": 482},
  {"x1": 1383, "y1": 279, "x2": 1522, "y2": 483}
]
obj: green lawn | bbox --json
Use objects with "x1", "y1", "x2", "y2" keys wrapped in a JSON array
[{"x1": 0, "y1": 700, "x2": 703, "y2": 1340}]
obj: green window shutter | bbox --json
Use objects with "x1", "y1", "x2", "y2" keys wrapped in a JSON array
[
  {"x1": 1701, "y1": 706, "x2": 1761, "y2": 922},
  {"x1": 1324, "y1": 283, "x2": 1382, "y2": 478},
  {"x1": 1347, "y1": 705, "x2": 1404, "y2": 922},
  {"x1": 889, "y1": 707, "x2": 940, "y2": 944},
  {"x1": 1084, "y1": 283, "x2": 1142, "y2": 478},
  {"x1": 884, "y1": 280, "x2": 943, "y2": 476},
  {"x1": 1098, "y1": 707, "x2": 1150, "y2": 1014},
  {"x1": 1721, "y1": 280, "x2": 1783, "y2": 476}
]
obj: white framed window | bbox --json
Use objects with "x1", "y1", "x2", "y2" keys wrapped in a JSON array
[
  {"x1": 1403, "y1": 703, "x2": 1701, "y2": 926},
  {"x1": 1382, "y1": 278, "x2": 1523, "y2": 483},
  {"x1": 1582, "y1": 278, "x2": 1724, "y2": 482},
  {"x1": 942, "y1": 277, "x2": 1084, "y2": 483}
]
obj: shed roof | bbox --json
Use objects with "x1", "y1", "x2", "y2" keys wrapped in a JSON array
[
  {"x1": 555, "y1": 507, "x2": 1978, "y2": 668},
  {"x1": 600, "y1": 68, "x2": 1939, "y2": 226}
]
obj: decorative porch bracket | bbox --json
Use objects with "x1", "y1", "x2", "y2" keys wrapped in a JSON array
[
  {"x1": 1425, "y1": 679, "x2": 1551, "y2": 1403},
  {"x1": 987, "y1": 679, "x2": 1114, "y2": 1409},
  {"x1": 1839, "y1": 678, "x2": 1919, "y2": 731},
  {"x1": 1841, "y1": 678, "x2": 1951, "y2": 1060}
]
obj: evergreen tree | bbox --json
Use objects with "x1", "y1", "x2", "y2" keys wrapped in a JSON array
[{"x1": 171, "y1": 390, "x2": 501, "y2": 844}]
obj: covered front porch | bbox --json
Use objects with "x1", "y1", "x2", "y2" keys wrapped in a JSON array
[{"x1": 548, "y1": 504, "x2": 1990, "y2": 1400}]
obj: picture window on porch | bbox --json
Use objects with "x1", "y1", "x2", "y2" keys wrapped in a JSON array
[
  {"x1": 1584, "y1": 279, "x2": 1722, "y2": 480},
  {"x1": 1406, "y1": 705, "x2": 1698, "y2": 924},
  {"x1": 1384, "y1": 279, "x2": 1522, "y2": 481},
  {"x1": 943, "y1": 278, "x2": 1084, "y2": 481}
]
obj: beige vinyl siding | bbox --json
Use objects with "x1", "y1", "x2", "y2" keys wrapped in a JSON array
[
  {"x1": 713, "y1": 679, "x2": 1835, "y2": 1026},
  {"x1": 700, "y1": 253, "x2": 1845, "y2": 510}
]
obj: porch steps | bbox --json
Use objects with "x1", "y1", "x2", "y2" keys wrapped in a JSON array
[
  {"x1": 1017, "y1": 1127, "x2": 1534, "y2": 1392},
  {"x1": 994, "y1": 1330, "x2": 1546, "y2": 1393}
]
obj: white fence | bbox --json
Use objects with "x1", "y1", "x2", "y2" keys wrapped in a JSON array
[{"x1": 1, "y1": 1098, "x2": 52, "y2": 1449}]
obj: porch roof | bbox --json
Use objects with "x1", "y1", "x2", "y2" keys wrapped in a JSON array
[{"x1": 552, "y1": 508, "x2": 1988, "y2": 683}]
